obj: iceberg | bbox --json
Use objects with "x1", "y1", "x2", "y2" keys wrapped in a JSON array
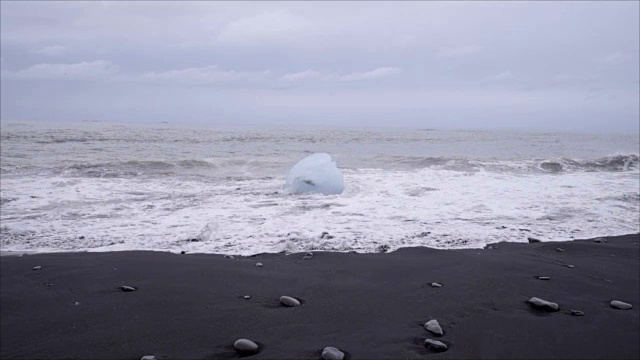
[{"x1": 284, "y1": 153, "x2": 345, "y2": 195}]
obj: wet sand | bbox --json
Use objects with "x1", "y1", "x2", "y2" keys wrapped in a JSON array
[{"x1": 1, "y1": 234, "x2": 638, "y2": 359}]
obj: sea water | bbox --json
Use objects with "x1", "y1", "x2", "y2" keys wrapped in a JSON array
[{"x1": 1, "y1": 120, "x2": 638, "y2": 254}]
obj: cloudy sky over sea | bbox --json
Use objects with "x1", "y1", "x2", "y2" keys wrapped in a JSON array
[{"x1": 1, "y1": 1, "x2": 638, "y2": 131}]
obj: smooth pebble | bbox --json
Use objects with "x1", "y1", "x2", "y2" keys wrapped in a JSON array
[
  {"x1": 321, "y1": 346, "x2": 345, "y2": 360},
  {"x1": 280, "y1": 296, "x2": 301, "y2": 307},
  {"x1": 256, "y1": 262, "x2": 263, "y2": 267},
  {"x1": 527, "y1": 297, "x2": 560, "y2": 311},
  {"x1": 243, "y1": 295, "x2": 251, "y2": 300},
  {"x1": 565, "y1": 264, "x2": 575, "y2": 268},
  {"x1": 570, "y1": 310, "x2": 585, "y2": 316},
  {"x1": 424, "y1": 319, "x2": 443, "y2": 336},
  {"x1": 610, "y1": 300, "x2": 633, "y2": 310},
  {"x1": 424, "y1": 339, "x2": 448, "y2": 351},
  {"x1": 121, "y1": 285, "x2": 137, "y2": 292},
  {"x1": 536, "y1": 276, "x2": 551, "y2": 280},
  {"x1": 32, "y1": 266, "x2": 42, "y2": 270},
  {"x1": 430, "y1": 282, "x2": 443, "y2": 287},
  {"x1": 233, "y1": 338, "x2": 259, "y2": 353},
  {"x1": 140, "y1": 356, "x2": 156, "y2": 360}
]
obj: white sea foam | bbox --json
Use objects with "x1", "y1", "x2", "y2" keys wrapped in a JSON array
[{"x1": 1, "y1": 167, "x2": 637, "y2": 255}]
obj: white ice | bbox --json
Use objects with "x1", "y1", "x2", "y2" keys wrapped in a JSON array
[{"x1": 283, "y1": 153, "x2": 345, "y2": 195}]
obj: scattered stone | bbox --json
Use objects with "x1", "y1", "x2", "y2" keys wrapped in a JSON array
[
  {"x1": 121, "y1": 286, "x2": 137, "y2": 292},
  {"x1": 424, "y1": 319, "x2": 444, "y2": 336},
  {"x1": 45, "y1": 283, "x2": 52, "y2": 286},
  {"x1": 535, "y1": 276, "x2": 551, "y2": 280},
  {"x1": 224, "y1": 255, "x2": 234, "y2": 259},
  {"x1": 430, "y1": 282, "x2": 443, "y2": 288},
  {"x1": 180, "y1": 251, "x2": 186, "y2": 254},
  {"x1": 233, "y1": 338, "x2": 259, "y2": 354},
  {"x1": 565, "y1": 264, "x2": 575, "y2": 268},
  {"x1": 527, "y1": 297, "x2": 560, "y2": 311},
  {"x1": 255, "y1": 262, "x2": 263, "y2": 267},
  {"x1": 424, "y1": 339, "x2": 448, "y2": 352},
  {"x1": 74, "y1": 301, "x2": 80, "y2": 306},
  {"x1": 305, "y1": 252, "x2": 313, "y2": 257},
  {"x1": 280, "y1": 296, "x2": 301, "y2": 307},
  {"x1": 79, "y1": 236, "x2": 85, "y2": 240},
  {"x1": 303, "y1": 255, "x2": 312, "y2": 260},
  {"x1": 140, "y1": 356, "x2": 156, "y2": 360},
  {"x1": 593, "y1": 238, "x2": 607, "y2": 243},
  {"x1": 556, "y1": 248, "x2": 565, "y2": 252},
  {"x1": 528, "y1": 237, "x2": 541, "y2": 243},
  {"x1": 32, "y1": 266, "x2": 42, "y2": 270},
  {"x1": 376, "y1": 244, "x2": 390, "y2": 253},
  {"x1": 570, "y1": 310, "x2": 585, "y2": 316},
  {"x1": 189, "y1": 238, "x2": 200, "y2": 242},
  {"x1": 321, "y1": 346, "x2": 345, "y2": 360},
  {"x1": 610, "y1": 300, "x2": 633, "y2": 310},
  {"x1": 486, "y1": 245, "x2": 495, "y2": 250},
  {"x1": 497, "y1": 225, "x2": 507, "y2": 229},
  {"x1": 243, "y1": 295, "x2": 251, "y2": 300},
  {"x1": 320, "y1": 231, "x2": 330, "y2": 239}
]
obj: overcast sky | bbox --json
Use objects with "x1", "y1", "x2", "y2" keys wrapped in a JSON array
[{"x1": 1, "y1": 1, "x2": 638, "y2": 132}]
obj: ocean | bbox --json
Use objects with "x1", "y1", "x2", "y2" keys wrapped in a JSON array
[{"x1": 1, "y1": 120, "x2": 638, "y2": 255}]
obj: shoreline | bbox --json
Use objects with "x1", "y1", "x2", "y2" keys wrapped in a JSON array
[
  {"x1": 2, "y1": 232, "x2": 638, "y2": 257},
  {"x1": 1, "y1": 234, "x2": 639, "y2": 359}
]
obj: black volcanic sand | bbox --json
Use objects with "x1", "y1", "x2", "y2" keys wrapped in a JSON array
[{"x1": 1, "y1": 234, "x2": 639, "y2": 360}]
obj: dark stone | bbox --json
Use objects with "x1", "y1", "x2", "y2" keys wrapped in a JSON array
[
  {"x1": 79, "y1": 236, "x2": 85, "y2": 240},
  {"x1": 570, "y1": 310, "x2": 585, "y2": 316},
  {"x1": 528, "y1": 237, "x2": 541, "y2": 243},
  {"x1": 610, "y1": 300, "x2": 633, "y2": 310},
  {"x1": 233, "y1": 338, "x2": 259, "y2": 354},
  {"x1": 377, "y1": 244, "x2": 390, "y2": 253},
  {"x1": 527, "y1": 297, "x2": 560, "y2": 311},
  {"x1": 180, "y1": 251, "x2": 186, "y2": 254},
  {"x1": 424, "y1": 339, "x2": 448, "y2": 352}
]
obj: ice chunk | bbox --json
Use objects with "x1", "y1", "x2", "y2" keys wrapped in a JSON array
[{"x1": 284, "y1": 153, "x2": 345, "y2": 195}]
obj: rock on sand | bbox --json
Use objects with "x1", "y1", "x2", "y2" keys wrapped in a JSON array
[
  {"x1": 527, "y1": 297, "x2": 560, "y2": 311},
  {"x1": 233, "y1": 338, "x2": 259, "y2": 353},
  {"x1": 610, "y1": 300, "x2": 633, "y2": 310},
  {"x1": 280, "y1": 296, "x2": 301, "y2": 307},
  {"x1": 321, "y1": 346, "x2": 345, "y2": 360},
  {"x1": 424, "y1": 339, "x2": 448, "y2": 351},
  {"x1": 424, "y1": 319, "x2": 444, "y2": 336}
]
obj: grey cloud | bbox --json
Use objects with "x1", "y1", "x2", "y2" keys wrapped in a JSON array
[
  {"x1": 1, "y1": 60, "x2": 117, "y2": 80},
  {"x1": 1, "y1": 1, "x2": 638, "y2": 132},
  {"x1": 32, "y1": 45, "x2": 67, "y2": 56}
]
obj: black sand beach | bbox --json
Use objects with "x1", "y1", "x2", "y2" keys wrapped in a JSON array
[{"x1": 1, "y1": 234, "x2": 639, "y2": 360}]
